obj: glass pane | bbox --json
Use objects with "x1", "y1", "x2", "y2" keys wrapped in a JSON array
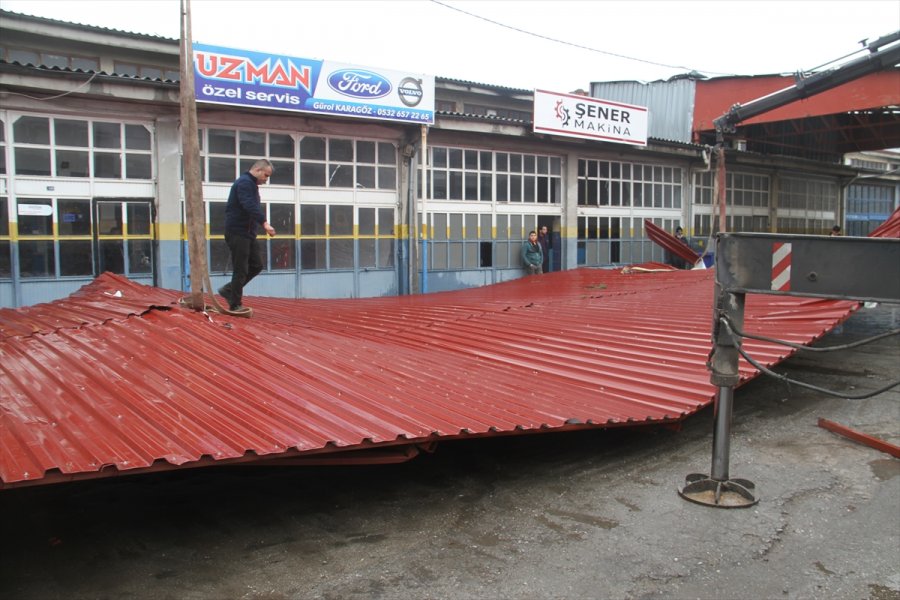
[
  {"x1": 71, "y1": 57, "x2": 100, "y2": 71},
  {"x1": 19, "y1": 240, "x2": 55, "y2": 277},
  {"x1": 300, "y1": 162, "x2": 326, "y2": 186},
  {"x1": 269, "y1": 133, "x2": 294, "y2": 158},
  {"x1": 300, "y1": 205, "x2": 326, "y2": 235},
  {"x1": 14, "y1": 116, "x2": 50, "y2": 144},
  {"x1": 97, "y1": 203, "x2": 123, "y2": 234},
  {"x1": 209, "y1": 202, "x2": 226, "y2": 235},
  {"x1": 58, "y1": 199, "x2": 91, "y2": 235},
  {"x1": 56, "y1": 149, "x2": 90, "y2": 177},
  {"x1": 432, "y1": 242, "x2": 447, "y2": 270},
  {"x1": 378, "y1": 208, "x2": 394, "y2": 235},
  {"x1": 448, "y1": 148, "x2": 462, "y2": 169},
  {"x1": 128, "y1": 240, "x2": 153, "y2": 273},
  {"x1": 465, "y1": 214, "x2": 478, "y2": 239},
  {"x1": 239, "y1": 131, "x2": 266, "y2": 156},
  {"x1": 9, "y1": 49, "x2": 39, "y2": 65},
  {"x1": 330, "y1": 239, "x2": 354, "y2": 269},
  {"x1": 329, "y1": 164, "x2": 353, "y2": 188},
  {"x1": 357, "y1": 166, "x2": 375, "y2": 189},
  {"x1": 358, "y1": 207, "x2": 375, "y2": 235},
  {"x1": 93, "y1": 122, "x2": 121, "y2": 148},
  {"x1": 208, "y1": 129, "x2": 235, "y2": 154},
  {"x1": 449, "y1": 242, "x2": 463, "y2": 268},
  {"x1": 377, "y1": 239, "x2": 394, "y2": 268},
  {"x1": 378, "y1": 166, "x2": 396, "y2": 190},
  {"x1": 464, "y1": 172, "x2": 478, "y2": 200},
  {"x1": 449, "y1": 213, "x2": 463, "y2": 239},
  {"x1": 94, "y1": 152, "x2": 121, "y2": 178},
  {"x1": 209, "y1": 239, "x2": 230, "y2": 272},
  {"x1": 378, "y1": 142, "x2": 396, "y2": 165},
  {"x1": 0, "y1": 198, "x2": 8, "y2": 236},
  {"x1": 125, "y1": 124, "x2": 151, "y2": 150},
  {"x1": 300, "y1": 136, "x2": 325, "y2": 159},
  {"x1": 267, "y1": 239, "x2": 293, "y2": 270},
  {"x1": 17, "y1": 199, "x2": 52, "y2": 235},
  {"x1": 0, "y1": 241, "x2": 10, "y2": 277},
  {"x1": 480, "y1": 173, "x2": 492, "y2": 201},
  {"x1": 329, "y1": 139, "x2": 353, "y2": 162},
  {"x1": 208, "y1": 157, "x2": 235, "y2": 182},
  {"x1": 270, "y1": 204, "x2": 295, "y2": 233},
  {"x1": 15, "y1": 148, "x2": 51, "y2": 175},
  {"x1": 329, "y1": 205, "x2": 353, "y2": 235},
  {"x1": 0, "y1": 147, "x2": 5, "y2": 175},
  {"x1": 126, "y1": 154, "x2": 152, "y2": 179},
  {"x1": 359, "y1": 238, "x2": 376, "y2": 268},
  {"x1": 300, "y1": 239, "x2": 326, "y2": 270},
  {"x1": 99, "y1": 240, "x2": 125, "y2": 273},
  {"x1": 357, "y1": 141, "x2": 376, "y2": 163},
  {"x1": 55, "y1": 119, "x2": 89, "y2": 146},
  {"x1": 127, "y1": 203, "x2": 151, "y2": 235},
  {"x1": 270, "y1": 160, "x2": 294, "y2": 185}
]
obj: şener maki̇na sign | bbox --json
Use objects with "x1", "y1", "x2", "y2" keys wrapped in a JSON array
[
  {"x1": 193, "y1": 43, "x2": 435, "y2": 125},
  {"x1": 533, "y1": 89, "x2": 648, "y2": 146}
]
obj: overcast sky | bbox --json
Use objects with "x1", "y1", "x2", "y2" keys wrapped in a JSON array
[{"x1": 3, "y1": 0, "x2": 899, "y2": 91}]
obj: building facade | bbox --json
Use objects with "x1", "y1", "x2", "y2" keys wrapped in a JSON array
[{"x1": 0, "y1": 11, "x2": 886, "y2": 307}]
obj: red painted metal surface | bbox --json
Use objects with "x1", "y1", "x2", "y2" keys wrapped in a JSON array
[
  {"x1": 644, "y1": 220, "x2": 701, "y2": 265},
  {"x1": 691, "y1": 72, "x2": 900, "y2": 134},
  {"x1": 869, "y1": 206, "x2": 900, "y2": 238},
  {"x1": 1, "y1": 267, "x2": 859, "y2": 489},
  {"x1": 818, "y1": 418, "x2": 900, "y2": 458}
]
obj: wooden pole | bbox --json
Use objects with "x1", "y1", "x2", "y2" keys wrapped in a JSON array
[{"x1": 179, "y1": 0, "x2": 208, "y2": 309}]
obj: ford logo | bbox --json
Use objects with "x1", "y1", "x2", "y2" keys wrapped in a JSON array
[{"x1": 327, "y1": 69, "x2": 392, "y2": 99}]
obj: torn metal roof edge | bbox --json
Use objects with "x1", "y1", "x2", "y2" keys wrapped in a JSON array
[{"x1": 0, "y1": 267, "x2": 860, "y2": 489}]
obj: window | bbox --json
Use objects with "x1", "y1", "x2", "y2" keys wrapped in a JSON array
[
  {"x1": 3, "y1": 46, "x2": 99, "y2": 71},
  {"x1": 12, "y1": 197, "x2": 122, "y2": 278},
  {"x1": 423, "y1": 146, "x2": 561, "y2": 203},
  {"x1": 11, "y1": 115, "x2": 153, "y2": 180},
  {"x1": 579, "y1": 160, "x2": 682, "y2": 208},
  {"x1": 114, "y1": 61, "x2": 178, "y2": 80},
  {"x1": 0, "y1": 197, "x2": 10, "y2": 277},
  {"x1": 298, "y1": 136, "x2": 396, "y2": 190}
]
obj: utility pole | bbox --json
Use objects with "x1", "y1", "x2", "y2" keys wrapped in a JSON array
[{"x1": 179, "y1": 0, "x2": 207, "y2": 310}]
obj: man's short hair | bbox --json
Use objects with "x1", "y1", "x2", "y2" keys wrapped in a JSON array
[{"x1": 251, "y1": 159, "x2": 274, "y2": 173}]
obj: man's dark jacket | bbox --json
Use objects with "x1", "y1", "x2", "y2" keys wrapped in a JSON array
[{"x1": 225, "y1": 171, "x2": 266, "y2": 239}]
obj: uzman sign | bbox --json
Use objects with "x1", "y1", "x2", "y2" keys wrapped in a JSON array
[
  {"x1": 533, "y1": 89, "x2": 648, "y2": 146},
  {"x1": 193, "y1": 43, "x2": 435, "y2": 125}
]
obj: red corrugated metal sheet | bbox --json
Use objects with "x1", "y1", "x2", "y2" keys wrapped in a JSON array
[
  {"x1": 644, "y1": 220, "x2": 701, "y2": 264},
  {"x1": 1, "y1": 267, "x2": 859, "y2": 489}
]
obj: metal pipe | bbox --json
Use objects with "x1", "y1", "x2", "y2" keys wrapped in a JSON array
[{"x1": 710, "y1": 386, "x2": 734, "y2": 481}]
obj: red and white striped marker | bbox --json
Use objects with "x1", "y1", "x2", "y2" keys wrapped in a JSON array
[{"x1": 771, "y1": 242, "x2": 792, "y2": 292}]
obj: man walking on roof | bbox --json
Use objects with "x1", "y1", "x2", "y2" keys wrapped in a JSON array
[{"x1": 218, "y1": 159, "x2": 276, "y2": 312}]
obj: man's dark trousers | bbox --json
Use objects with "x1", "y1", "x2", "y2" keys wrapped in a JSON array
[{"x1": 222, "y1": 231, "x2": 263, "y2": 309}]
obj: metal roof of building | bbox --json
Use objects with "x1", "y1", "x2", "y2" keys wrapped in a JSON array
[{"x1": 0, "y1": 265, "x2": 859, "y2": 489}]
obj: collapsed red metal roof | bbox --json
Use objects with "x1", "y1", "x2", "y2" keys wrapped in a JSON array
[{"x1": 0, "y1": 264, "x2": 860, "y2": 489}]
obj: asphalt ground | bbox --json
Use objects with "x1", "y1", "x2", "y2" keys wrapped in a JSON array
[{"x1": 1, "y1": 303, "x2": 898, "y2": 600}]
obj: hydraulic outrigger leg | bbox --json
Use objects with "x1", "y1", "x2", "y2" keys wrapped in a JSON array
[{"x1": 679, "y1": 285, "x2": 759, "y2": 508}]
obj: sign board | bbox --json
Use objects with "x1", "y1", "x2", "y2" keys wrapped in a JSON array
[
  {"x1": 193, "y1": 43, "x2": 434, "y2": 124},
  {"x1": 18, "y1": 203, "x2": 52, "y2": 217},
  {"x1": 533, "y1": 89, "x2": 648, "y2": 146}
]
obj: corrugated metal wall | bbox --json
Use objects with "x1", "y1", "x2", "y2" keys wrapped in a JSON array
[{"x1": 590, "y1": 79, "x2": 697, "y2": 144}]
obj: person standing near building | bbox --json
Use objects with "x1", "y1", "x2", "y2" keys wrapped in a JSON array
[
  {"x1": 522, "y1": 230, "x2": 544, "y2": 275},
  {"x1": 537, "y1": 225, "x2": 551, "y2": 273},
  {"x1": 218, "y1": 159, "x2": 276, "y2": 311},
  {"x1": 830, "y1": 225, "x2": 842, "y2": 236}
]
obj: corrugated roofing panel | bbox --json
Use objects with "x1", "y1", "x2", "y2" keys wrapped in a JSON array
[{"x1": 1, "y1": 266, "x2": 860, "y2": 489}]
